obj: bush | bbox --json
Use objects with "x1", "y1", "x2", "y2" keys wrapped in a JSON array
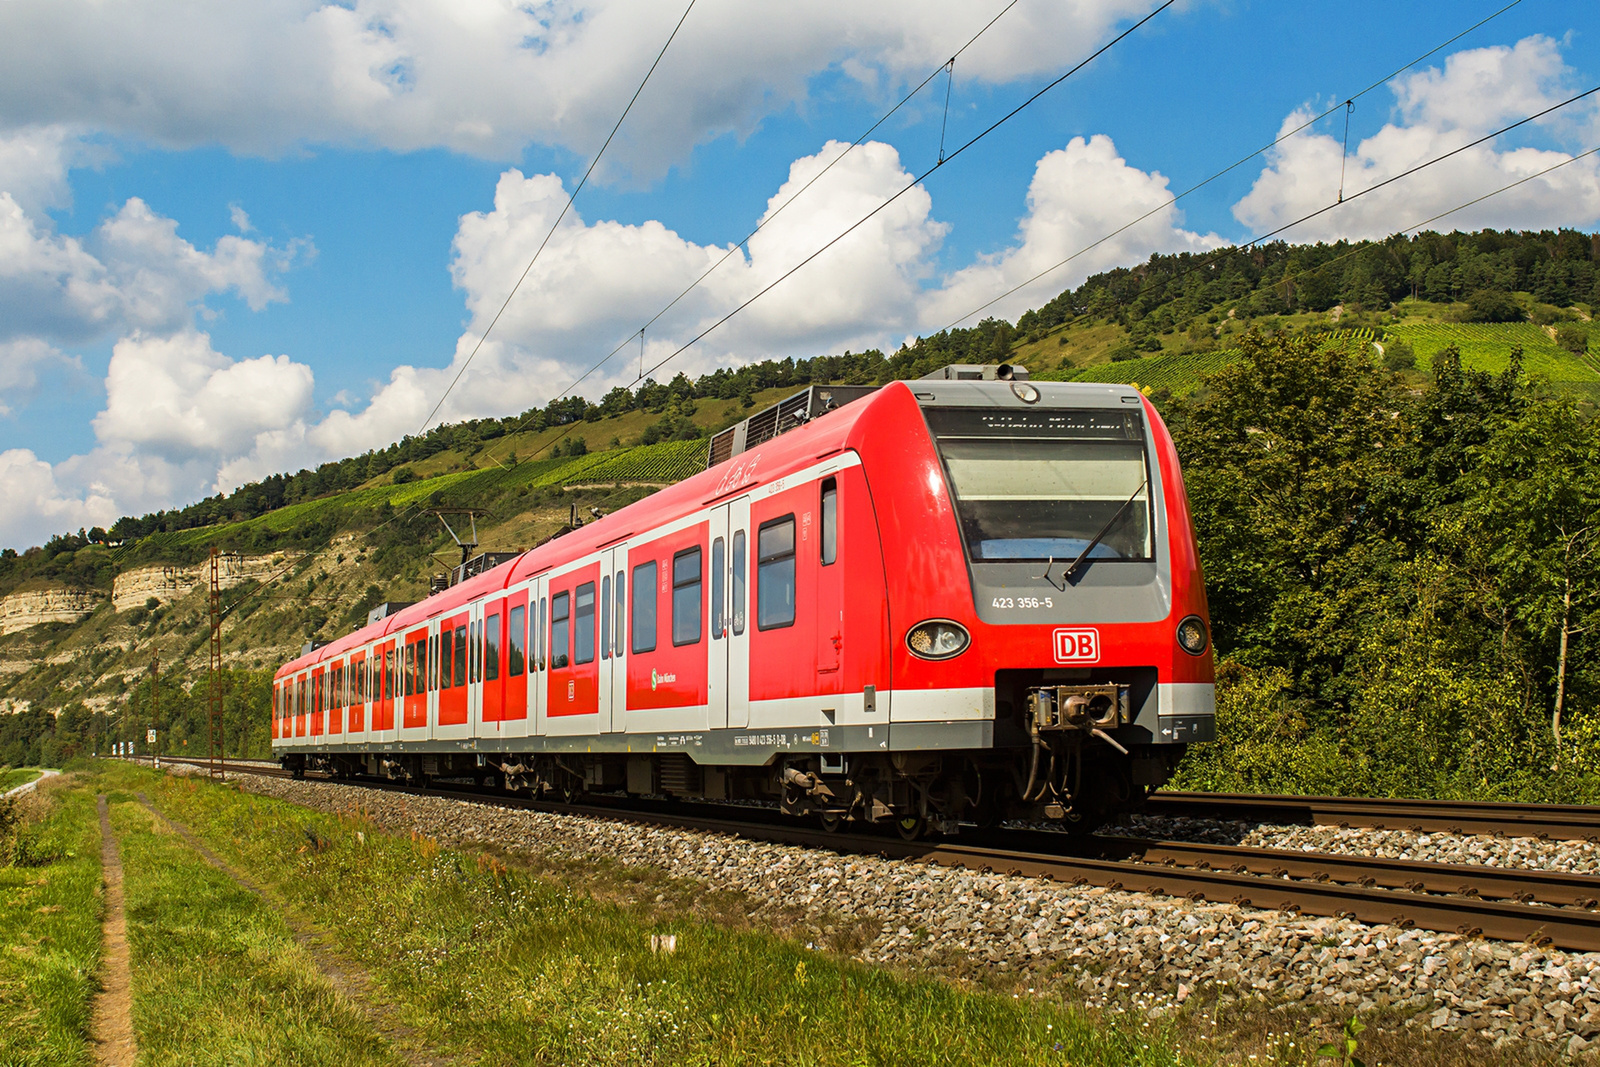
[
  {"x1": 1108, "y1": 344, "x2": 1139, "y2": 363},
  {"x1": 1382, "y1": 339, "x2": 1416, "y2": 372},
  {"x1": 1555, "y1": 322, "x2": 1590, "y2": 356},
  {"x1": 392, "y1": 467, "x2": 418, "y2": 485},
  {"x1": 1461, "y1": 289, "x2": 1523, "y2": 323}
]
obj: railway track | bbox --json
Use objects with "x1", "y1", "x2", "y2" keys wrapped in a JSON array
[
  {"x1": 1146, "y1": 790, "x2": 1600, "y2": 841},
  {"x1": 140, "y1": 757, "x2": 1600, "y2": 952}
]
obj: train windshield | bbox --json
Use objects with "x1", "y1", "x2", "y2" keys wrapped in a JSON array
[{"x1": 925, "y1": 407, "x2": 1153, "y2": 563}]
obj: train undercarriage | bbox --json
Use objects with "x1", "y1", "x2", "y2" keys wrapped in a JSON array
[{"x1": 284, "y1": 733, "x2": 1185, "y2": 839}]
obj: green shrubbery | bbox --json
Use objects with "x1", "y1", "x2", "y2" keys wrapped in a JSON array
[{"x1": 1171, "y1": 331, "x2": 1600, "y2": 800}]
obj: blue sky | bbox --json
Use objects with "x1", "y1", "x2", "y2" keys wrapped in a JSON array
[{"x1": 0, "y1": 0, "x2": 1597, "y2": 548}]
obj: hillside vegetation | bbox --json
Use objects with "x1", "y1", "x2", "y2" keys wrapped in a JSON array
[{"x1": 2, "y1": 228, "x2": 1597, "y2": 803}]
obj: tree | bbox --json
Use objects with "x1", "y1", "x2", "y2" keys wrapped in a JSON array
[
  {"x1": 1462, "y1": 289, "x2": 1523, "y2": 323},
  {"x1": 1459, "y1": 397, "x2": 1600, "y2": 766}
]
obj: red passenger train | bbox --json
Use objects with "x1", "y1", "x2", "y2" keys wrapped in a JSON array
[{"x1": 272, "y1": 366, "x2": 1215, "y2": 835}]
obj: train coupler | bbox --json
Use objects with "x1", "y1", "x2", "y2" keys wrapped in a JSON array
[{"x1": 1028, "y1": 684, "x2": 1130, "y2": 731}]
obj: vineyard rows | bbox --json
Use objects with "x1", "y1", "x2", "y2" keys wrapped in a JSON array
[
  {"x1": 1387, "y1": 322, "x2": 1599, "y2": 383},
  {"x1": 149, "y1": 440, "x2": 711, "y2": 552}
]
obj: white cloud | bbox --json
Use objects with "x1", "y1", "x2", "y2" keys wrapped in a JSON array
[
  {"x1": 0, "y1": 124, "x2": 97, "y2": 215},
  {"x1": 94, "y1": 330, "x2": 316, "y2": 462},
  {"x1": 0, "y1": 0, "x2": 1176, "y2": 176},
  {"x1": 314, "y1": 137, "x2": 947, "y2": 456},
  {"x1": 922, "y1": 134, "x2": 1222, "y2": 329},
  {"x1": 1233, "y1": 36, "x2": 1600, "y2": 241},
  {"x1": 0, "y1": 192, "x2": 305, "y2": 347}
]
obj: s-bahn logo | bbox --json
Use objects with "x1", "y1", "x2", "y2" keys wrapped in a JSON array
[{"x1": 1053, "y1": 628, "x2": 1100, "y2": 664}]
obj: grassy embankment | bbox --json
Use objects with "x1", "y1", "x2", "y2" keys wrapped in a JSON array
[
  {"x1": 0, "y1": 779, "x2": 102, "y2": 1066},
  {"x1": 92, "y1": 761, "x2": 1195, "y2": 1067},
  {"x1": 1, "y1": 767, "x2": 42, "y2": 792},
  {"x1": 1013, "y1": 299, "x2": 1599, "y2": 398},
  {"x1": 5, "y1": 764, "x2": 1568, "y2": 1066}
]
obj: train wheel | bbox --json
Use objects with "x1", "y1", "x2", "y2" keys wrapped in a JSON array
[
  {"x1": 819, "y1": 811, "x2": 845, "y2": 833},
  {"x1": 894, "y1": 814, "x2": 926, "y2": 841}
]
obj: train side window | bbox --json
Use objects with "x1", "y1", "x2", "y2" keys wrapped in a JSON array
[
  {"x1": 672, "y1": 547, "x2": 702, "y2": 646},
  {"x1": 468, "y1": 618, "x2": 480, "y2": 683},
  {"x1": 440, "y1": 628, "x2": 454, "y2": 689},
  {"x1": 428, "y1": 637, "x2": 438, "y2": 691},
  {"x1": 757, "y1": 516, "x2": 797, "y2": 629},
  {"x1": 574, "y1": 583, "x2": 596, "y2": 664},
  {"x1": 821, "y1": 478, "x2": 838, "y2": 565},
  {"x1": 711, "y1": 538, "x2": 725, "y2": 639},
  {"x1": 412, "y1": 639, "x2": 424, "y2": 695},
  {"x1": 385, "y1": 648, "x2": 396, "y2": 701},
  {"x1": 631, "y1": 561, "x2": 657, "y2": 653},
  {"x1": 403, "y1": 645, "x2": 414, "y2": 697},
  {"x1": 485, "y1": 613, "x2": 501, "y2": 682},
  {"x1": 613, "y1": 571, "x2": 625, "y2": 656},
  {"x1": 539, "y1": 597, "x2": 547, "y2": 670},
  {"x1": 550, "y1": 592, "x2": 571, "y2": 669},
  {"x1": 600, "y1": 575, "x2": 611, "y2": 660},
  {"x1": 451, "y1": 624, "x2": 467, "y2": 686},
  {"x1": 732, "y1": 530, "x2": 746, "y2": 636},
  {"x1": 509, "y1": 605, "x2": 526, "y2": 678}
]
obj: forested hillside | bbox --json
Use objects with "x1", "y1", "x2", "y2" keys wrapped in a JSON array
[{"x1": 3, "y1": 227, "x2": 1597, "y2": 801}]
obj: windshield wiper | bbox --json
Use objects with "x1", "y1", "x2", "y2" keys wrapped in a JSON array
[{"x1": 1059, "y1": 478, "x2": 1148, "y2": 584}]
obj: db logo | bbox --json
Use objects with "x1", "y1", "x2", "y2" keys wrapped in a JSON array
[{"x1": 1053, "y1": 628, "x2": 1100, "y2": 663}]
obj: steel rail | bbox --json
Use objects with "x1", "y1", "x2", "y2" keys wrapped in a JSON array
[
  {"x1": 1145, "y1": 791, "x2": 1600, "y2": 841},
  {"x1": 1085, "y1": 835, "x2": 1600, "y2": 909},
  {"x1": 142, "y1": 758, "x2": 1600, "y2": 950}
]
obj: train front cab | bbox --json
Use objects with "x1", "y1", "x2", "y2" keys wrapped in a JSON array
[{"x1": 845, "y1": 378, "x2": 1215, "y2": 828}]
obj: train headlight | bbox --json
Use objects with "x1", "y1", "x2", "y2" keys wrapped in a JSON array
[
  {"x1": 906, "y1": 620, "x2": 970, "y2": 660},
  {"x1": 1176, "y1": 615, "x2": 1209, "y2": 656}
]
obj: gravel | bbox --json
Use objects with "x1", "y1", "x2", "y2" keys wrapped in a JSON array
[{"x1": 230, "y1": 775, "x2": 1600, "y2": 1056}]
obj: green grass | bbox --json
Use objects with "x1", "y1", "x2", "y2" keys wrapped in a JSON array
[
  {"x1": 111, "y1": 797, "x2": 406, "y2": 1066},
  {"x1": 1386, "y1": 322, "x2": 1600, "y2": 383},
  {"x1": 1, "y1": 768, "x2": 42, "y2": 792},
  {"x1": 0, "y1": 777, "x2": 103, "y2": 1067},
  {"x1": 137, "y1": 438, "x2": 711, "y2": 556},
  {"x1": 118, "y1": 764, "x2": 1196, "y2": 1067},
  {"x1": 1064, "y1": 349, "x2": 1240, "y2": 395}
]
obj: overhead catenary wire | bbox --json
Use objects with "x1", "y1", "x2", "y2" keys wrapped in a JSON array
[
  {"x1": 628, "y1": 0, "x2": 1179, "y2": 387},
  {"x1": 1242, "y1": 143, "x2": 1600, "y2": 303},
  {"x1": 476, "y1": 0, "x2": 1028, "y2": 461},
  {"x1": 1245, "y1": 84, "x2": 1600, "y2": 249},
  {"x1": 372, "y1": 0, "x2": 1530, "y2": 546},
  {"x1": 417, "y1": 0, "x2": 700, "y2": 436},
  {"x1": 939, "y1": 0, "x2": 1530, "y2": 332}
]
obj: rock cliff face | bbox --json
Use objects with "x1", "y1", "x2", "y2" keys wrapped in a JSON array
[
  {"x1": 0, "y1": 586, "x2": 105, "y2": 635},
  {"x1": 110, "y1": 554, "x2": 281, "y2": 612}
]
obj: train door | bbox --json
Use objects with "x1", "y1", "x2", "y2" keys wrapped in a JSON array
[
  {"x1": 598, "y1": 547, "x2": 625, "y2": 733},
  {"x1": 530, "y1": 575, "x2": 548, "y2": 739},
  {"x1": 609, "y1": 556, "x2": 627, "y2": 731},
  {"x1": 438, "y1": 610, "x2": 470, "y2": 739},
  {"x1": 502, "y1": 587, "x2": 530, "y2": 738},
  {"x1": 546, "y1": 564, "x2": 601, "y2": 734},
  {"x1": 311, "y1": 667, "x2": 325, "y2": 737},
  {"x1": 425, "y1": 619, "x2": 439, "y2": 741},
  {"x1": 725, "y1": 496, "x2": 752, "y2": 728},
  {"x1": 707, "y1": 512, "x2": 729, "y2": 728},
  {"x1": 481, "y1": 597, "x2": 505, "y2": 733},
  {"x1": 376, "y1": 639, "x2": 397, "y2": 742},
  {"x1": 348, "y1": 652, "x2": 365, "y2": 737},
  {"x1": 815, "y1": 477, "x2": 845, "y2": 695},
  {"x1": 329, "y1": 659, "x2": 345, "y2": 738},
  {"x1": 399, "y1": 629, "x2": 426, "y2": 742}
]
